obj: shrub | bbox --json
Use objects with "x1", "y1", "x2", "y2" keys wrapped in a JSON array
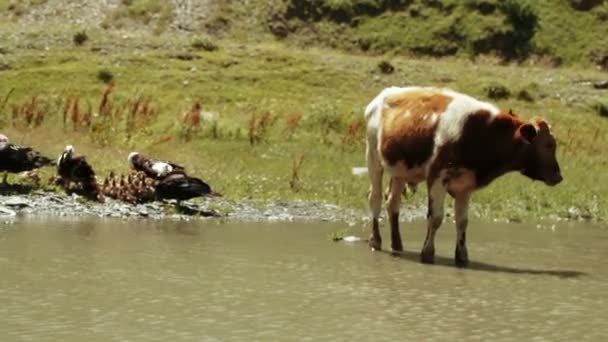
[
  {"x1": 191, "y1": 36, "x2": 219, "y2": 52},
  {"x1": 73, "y1": 31, "x2": 88, "y2": 46},
  {"x1": 484, "y1": 83, "x2": 511, "y2": 100},
  {"x1": 377, "y1": 60, "x2": 395, "y2": 74},
  {"x1": 97, "y1": 69, "x2": 114, "y2": 84}
]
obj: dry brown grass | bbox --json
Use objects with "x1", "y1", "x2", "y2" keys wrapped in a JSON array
[
  {"x1": 248, "y1": 111, "x2": 276, "y2": 146},
  {"x1": 181, "y1": 101, "x2": 202, "y2": 142}
]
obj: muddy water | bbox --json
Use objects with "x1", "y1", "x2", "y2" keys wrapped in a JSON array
[{"x1": 0, "y1": 218, "x2": 606, "y2": 341}]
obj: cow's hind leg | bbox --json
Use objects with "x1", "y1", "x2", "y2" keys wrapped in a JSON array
[
  {"x1": 367, "y1": 144, "x2": 383, "y2": 251},
  {"x1": 454, "y1": 192, "x2": 471, "y2": 267},
  {"x1": 386, "y1": 176, "x2": 406, "y2": 253},
  {"x1": 420, "y1": 179, "x2": 446, "y2": 264}
]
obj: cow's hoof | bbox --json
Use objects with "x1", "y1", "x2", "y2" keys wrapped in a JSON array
[
  {"x1": 368, "y1": 237, "x2": 382, "y2": 251},
  {"x1": 420, "y1": 248, "x2": 435, "y2": 264},
  {"x1": 391, "y1": 241, "x2": 404, "y2": 254},
  {"x1": 455, "y1": 247, "x2": 469, "y2": 268}
]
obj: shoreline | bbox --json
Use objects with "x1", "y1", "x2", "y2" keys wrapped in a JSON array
[
  {"x1": 0, "y1": 190, "x2": 600, "y2": 225},
  {"x1": 0, "y1": 190, "x2": 381, "y2": 224}
]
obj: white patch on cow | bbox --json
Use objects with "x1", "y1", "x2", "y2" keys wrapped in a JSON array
[
  {"x1": 366, "y1": 87, "x2": 449, "y2": 188},
  {"x1": 434, "y1": 90, "x2": 500, "y2": 148}
]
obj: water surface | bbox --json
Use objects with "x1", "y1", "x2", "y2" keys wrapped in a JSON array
[{"x1": 1, "y1": 218, "x2": 607, "y2": 341}]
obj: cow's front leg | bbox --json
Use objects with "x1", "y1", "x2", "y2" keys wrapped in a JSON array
[
  {"x1": 387, "y1": 176, "x2": 406, "y2": 253},
  {"x1": 454, "y1": 192, "x2": 471, "y2": 267},
  {"x1": 420, "y1": 179, "x2": 446, "y2": 264}
]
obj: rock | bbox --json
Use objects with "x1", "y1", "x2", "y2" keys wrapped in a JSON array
[
  {"x1": 0, "y1": 206, "x2": 16, "y2": 217},
  {"x1": 342, "y1": 236, "x2": 362, "y2": 242},
  {"x1": 3, "y1": 197, "x2": 31, "y2": 209}
]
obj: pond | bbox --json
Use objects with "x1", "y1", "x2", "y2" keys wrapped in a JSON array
[{"x1": 1, "y1": 218, "x2": 606, "y2": 341}]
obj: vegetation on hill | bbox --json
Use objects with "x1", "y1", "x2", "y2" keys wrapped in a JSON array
[{"x1": 266, "y1": 0, "x2": 608, "y2": 67}]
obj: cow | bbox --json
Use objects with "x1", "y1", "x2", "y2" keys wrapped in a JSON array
[{"x1": 364, "y1": 86, "x2": 562, "y2": 267}]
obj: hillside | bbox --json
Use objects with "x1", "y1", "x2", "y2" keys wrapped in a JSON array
[{"x1": 1, "y1": 0, "x2": 607, "y2": 67}]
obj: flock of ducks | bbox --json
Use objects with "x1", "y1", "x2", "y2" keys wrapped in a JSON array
[{"x1": 0, "y1": 134, "x2": 220, "y2": 204}]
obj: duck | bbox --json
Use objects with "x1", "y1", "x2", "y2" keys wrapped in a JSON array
[
  {"x1": 127, "y1": 152, "x2": 185, "y2": 180},
  {"x1": 56, "y1": 145, "x2": 102, "y2": 201},
  {"x1": 101, "y1": 170, "x2": 156, "y2": 204},
  {"x1": 0, "y1": 133, "x2": 53, "y2": 185},
  {"x1": 154, "y1": 171, "x2": 221, "y2": 203}
]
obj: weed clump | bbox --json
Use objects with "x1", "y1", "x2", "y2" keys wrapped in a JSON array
[
  {"x1": 516, "y1": 83, "x2": 540, "y2": 102},
  {"x1": 10, "y1": 96, "x2": 49, "y2": 129},
  {"x1": 377, "y1": 60, "x2": 395, "y2": 74},
  {"x1": 73, "y1": 31, "x2": 88, "y2": 46},
  {"x1": 516, "y1": 89, "x2": 534, "y2": 102},
  {"x1": 97, "y1": 69, "x2": 114, "y2": 84},
  {"x1": 180, "y1": 102, "x2": 202, "y2": 142},
  {"x1": 248, "y1": 111, "x2": 276, "y2": 146},
  {"x1": 484, "y1": 83, "x2": 511, "y2": 100},
  {"x1": 191, "y1": 36, "x2": 219, "y2": 52},
  {"x1": 289, "y1": 154, "x2": 305, "y2": 192}
]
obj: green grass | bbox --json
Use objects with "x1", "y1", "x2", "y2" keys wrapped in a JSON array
[
  {"x1": 0, "y1": 26, "x2": 607, "y2": 222},
  {"x1": 263, "y1": 0, "x2": 608, "y2": 67}
]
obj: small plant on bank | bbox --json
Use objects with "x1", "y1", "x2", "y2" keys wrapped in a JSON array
[
  {"x1": 181, "y1": 102, "x2": 202, "y2": 142},
  {"x1": 97, "y1": 69, "x2": 114, "y2": 84},
  {"x1": 191, "y1": 36, "x2": 219, "y2": 52},
  {"x1": 289, "y1": 154, "x2": 305, "y2": 192},
  {"x1": 248, "y1": 111, "x2": 276, "y2": 146},
  {"x1": 284, "y1": 113, "x2": 303, "y2": 139},
  {"x1": 73, "y1": 31, "x2": 89, "y2": 46},
  {"x1": 10, "y1": 96, "x2": 49, "y2": 129}
]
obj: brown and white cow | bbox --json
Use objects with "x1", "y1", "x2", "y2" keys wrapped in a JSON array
[{"x1": 365, "y1": 86, "x2": 562, "y2": 267}]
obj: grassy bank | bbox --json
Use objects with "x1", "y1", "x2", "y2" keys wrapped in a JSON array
[{"x1": 0, "y1": 23, "x2": 607, "y2": 222}]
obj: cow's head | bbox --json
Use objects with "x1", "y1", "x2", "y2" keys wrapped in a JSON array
[{"x1": 517, "y1": 118, "x2": 562, "y2": 186}]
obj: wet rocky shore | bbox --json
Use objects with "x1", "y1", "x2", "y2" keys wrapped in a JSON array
[{"x1": 0, "y1": 190, "x2": 394, "y2": 224}]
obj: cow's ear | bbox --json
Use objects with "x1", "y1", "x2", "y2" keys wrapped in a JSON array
[{"x1": 518, "y1": 123, "x2": 537, "y2": 144}]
